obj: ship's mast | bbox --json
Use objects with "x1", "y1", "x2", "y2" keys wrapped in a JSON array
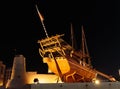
[
  {"x1": 70, "y1": 23, "x2": 77, "y2": 50},
  {"x1": 70, "y1": 24, "x2": 91, "y2": 66},
  {"x1": 35, "y1": 5, "x2": 49, "y2": 38},
  {"x1": 81, "y1": 26, "x2": 91, "y2": 66},
  {"x1": 70, "y1": 23, "x2": 74, "y2": 49}
]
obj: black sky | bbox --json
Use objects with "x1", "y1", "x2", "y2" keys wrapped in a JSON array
[{"x1": 0, "y1": 0, "x2": 120, "y2": 79}]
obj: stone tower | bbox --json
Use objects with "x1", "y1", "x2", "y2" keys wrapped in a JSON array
[{"x1": 6, "y1": 55, "x2": 27, "y2": 89}]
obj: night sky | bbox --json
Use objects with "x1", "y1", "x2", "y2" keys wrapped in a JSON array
[{"x1": 0, "y1": 0, "x2": 120, "y2": 80}]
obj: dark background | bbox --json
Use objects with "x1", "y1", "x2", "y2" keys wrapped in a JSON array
[{"x1": 0, "y1": 0, "x2": 120, "y2": 80}]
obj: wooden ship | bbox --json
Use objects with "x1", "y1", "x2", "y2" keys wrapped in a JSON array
[{"x1": 36, "y1": 5, "x2": 116, "y2": 83}]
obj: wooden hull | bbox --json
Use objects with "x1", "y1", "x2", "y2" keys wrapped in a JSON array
[
  {"x1": 43, "y1": 57, "x2": 70, "y2": 74},
  {"x1": 43, "y1": 57, "x2": 97, "y2": 83}
]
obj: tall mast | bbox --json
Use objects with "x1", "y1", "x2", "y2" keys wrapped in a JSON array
[
  {"x1": 70, "y1": 23, "x2": 77, "y2": 50},
  {"x1": 35, "y1": 5, "x2": 49, "y2": 38},
  {"x1": 70, "y1": 23, "x2": 74, "y2": 48},
  {"x1": 81, "y1": 26, "x2": 85, "y2": 65},
  {"x1": 81, "y1": 26, "x2": 91, "y2": 66}
]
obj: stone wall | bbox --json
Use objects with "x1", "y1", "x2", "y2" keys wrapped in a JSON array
[
  {"x1": 31, "y1": 82, "x2": 120, "y2": 89},
  {"x1": 1, "y1": 82, "x2": 120, "y2": 89}
]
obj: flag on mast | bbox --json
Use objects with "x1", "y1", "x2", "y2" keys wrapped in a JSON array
[
  {"x1": 35, "y1": 5, "x2": 44, "y2": 21},
  {"x1": 35, "y1": 5, "x2": 49, "y2": 38}
]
